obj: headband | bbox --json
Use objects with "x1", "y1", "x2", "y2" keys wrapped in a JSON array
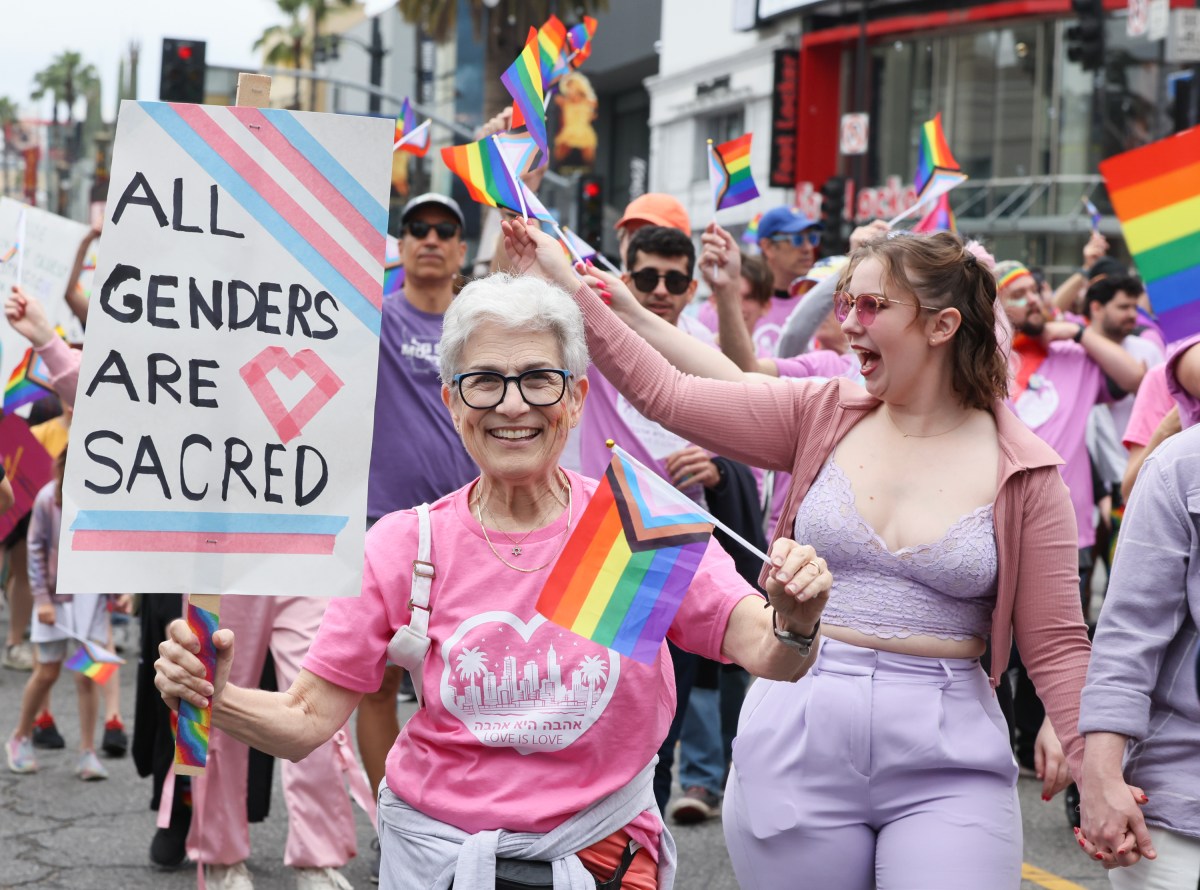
[{"x1": 997, "y1": 265, "x2": 1032, "y2": 291}]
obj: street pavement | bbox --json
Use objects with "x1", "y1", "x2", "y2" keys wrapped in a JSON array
[{"x1": 0, "y1": 610, "x2": 1112, "y2": 889}]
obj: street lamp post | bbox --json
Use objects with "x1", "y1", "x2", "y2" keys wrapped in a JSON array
[{"x1": 314, "y1": 23, "x2": 387, "y2": 115}]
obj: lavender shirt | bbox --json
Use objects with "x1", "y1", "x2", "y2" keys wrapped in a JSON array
[
  {"x1": 367, "y1": 293, "x2": 477, "y2": 519},
  {"x1": 1079, "y1": 423, "x2": 1200, "y2": 838},
  {"x1": 697, "y1": 293, "x2": 802, "y2": 358}
]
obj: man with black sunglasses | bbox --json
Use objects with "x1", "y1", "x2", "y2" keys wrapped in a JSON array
[{"x1": 358, "y1": 193, "x2": 478, "y2": 880}]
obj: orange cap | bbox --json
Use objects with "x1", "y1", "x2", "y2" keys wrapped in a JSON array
[{"x1": 614, "y1": 193, "x2": 691, "y2": 234}]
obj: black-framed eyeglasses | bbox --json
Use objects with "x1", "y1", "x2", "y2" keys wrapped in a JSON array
[
  {"x1": 769, "y1": 231, "x2": 821, "y2": 248},
  {"x1": 405, "y1": 220, "x2": 460, "y2": 240},
  {"x1": 452, "y1": 368, "x2": 573, "y2": 410},
  {"x1": 833, "y1": 291, "x2": 940, "y2": 327},
  {"x1": 629, "y1": 268, "x2": 692, "y2": 295}
]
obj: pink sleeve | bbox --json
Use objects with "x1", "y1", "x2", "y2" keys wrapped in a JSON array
[
  {"x1": 303, "y1": 513, "x2": 417, "y2": 693},
  {"x1": 1122, "y1": 365, "x2": 1173, "y2": 448},
  {"x1": 26, "y1": 487, "x2": 53, "y2": 605},
  {"x1": 574, "y1": 284, "x2": 815, "y2": 473},
  {"x1": 774, "y1": 351, "x2": 848, "y2": 380},
  {"x1": 33, "y1": 338, "x2": 81, "y2": 409},
  {"x1": 667, "y1": 538, "x2": 761, "y2": 662}
]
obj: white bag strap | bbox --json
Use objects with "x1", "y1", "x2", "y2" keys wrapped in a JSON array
[{"x1": 384, "y1": 503, "x2": 434, "y2": 706}]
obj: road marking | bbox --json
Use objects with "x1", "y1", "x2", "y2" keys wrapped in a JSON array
[{"x1": 1022, "y1": 862, "x2": 1090, "y2": 890}]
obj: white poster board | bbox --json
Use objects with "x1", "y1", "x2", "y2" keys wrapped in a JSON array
[
  {"x1": 58, "y1": 100, "x2": 392, "y2": 597},
  {"x1": 0, "y1": 198, "x2": 90, "y2": 382}
]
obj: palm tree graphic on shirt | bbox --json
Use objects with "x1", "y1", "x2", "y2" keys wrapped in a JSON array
[
  {"x1": 456, "y1": 647, "x2": 489, "y2": 705},
  {"x1": 579, "y1": 655, "x2": 608, "y2": 708}
]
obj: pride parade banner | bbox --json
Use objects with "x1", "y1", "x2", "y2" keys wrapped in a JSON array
[
  {"x1": 58, "y1": 100, "x2": 392, "y2": 597},
  {"x1": 0, "y1": 199, "x2": 91, "y2": 381}
]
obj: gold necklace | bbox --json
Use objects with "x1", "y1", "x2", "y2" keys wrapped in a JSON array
[
  {"x1": 478, "y1": 474, "x2": 569, "y2": 556},
  {"x1": 475, "y1": 479, "x2": 573, "y2": 573},
  {"x1": 883, "y1": 406, "x2": 972, "y2": 439}
]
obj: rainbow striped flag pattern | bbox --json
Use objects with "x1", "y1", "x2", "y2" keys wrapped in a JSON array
[
  {"x1": 1100, "y1": 125, "x2": 1200, "y2": 340},
  {"x1": 538, "y1": 15, "x2": 572, "y2": 88},
  {"x1": 502, "y1": 29, "x2": 548, "y2": 163},
  {"x1": 441, "y1": 136, "x2": 527, "y2": 216},
  {"x1": 64, "y1": 638, "x2": 124, "y2": 685},
  {"x1": 707, "y1": 134, "x2": 759, "y2": 212},
  {"x1": 567, "y1": 17, "x2": 598, "y2": 67},
  {"x1": 913, "y1": 193, "x2": 956, "y2": 234},
  {"x1": 3, "y1": 346, "x2": 55, "y2": 413},
  {"x1": 394, "y1": 98, "x2": 430, "y2": 157},
  {"x1": 913, "y1": 113, "x2": 967, "y2": 208},
  {"x1": 536, "y1": 445, "x2": 715, "y2": 663}
]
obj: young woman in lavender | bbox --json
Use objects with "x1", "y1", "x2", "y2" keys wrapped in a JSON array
[
  {"x1": 154, "y1": 273, "x2": 833, "y2": 890},
  {"x1": 501, "y1": 218, "x2": 1146, "y2": 888}
]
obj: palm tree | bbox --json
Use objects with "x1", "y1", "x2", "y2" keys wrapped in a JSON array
[
  {"x1": 0, "y1": 97, "x2": 18, "y2": 197},
  {"x1": 255, "y1": 0, "x2": 310, "y2": 109},
  {"x1": 455, "y1": 646, "x2": 489, "y2": 709},
  {"x1": 578, "y1": 654, "x2": 607, "y2": 708},
  {"x1": 394, "y1": 0, "x2": 608, "y2": 120}
]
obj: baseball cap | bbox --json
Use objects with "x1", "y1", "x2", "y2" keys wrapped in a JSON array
[
  {"x1": 401, "y1": 192, "x2": 466, "y2": 229},
  {"x1": 757, "y1": 206, "x2": 823, "y2": 241},
  {"x1": 787, "y1": 255, "x2": 849, "y2": 298},
  {"x1": 614, "y1": 193, "x2": 691, "y2": 234}
]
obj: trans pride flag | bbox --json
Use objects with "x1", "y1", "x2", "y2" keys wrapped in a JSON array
[
  {"x1": 537, "y1": 445, "x2": 715, "y2": 663},
  {"x1": 394, "y1": 98, "x2": 430, "y2": 157},
  {"x1": 4, "y1": 345, "x2": 56, "y2": 414},
  {"x1": 707, "y1": 134, "x2": 759, "y2": 213},
  {"x1": 1099, "y1": 125, "x2": 1200, "y2": 341}
]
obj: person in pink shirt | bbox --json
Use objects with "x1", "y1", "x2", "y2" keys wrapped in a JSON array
[
  {"x1": 155, "y1": 273, "x2": 832, "y2": 890},
  {"x1": 501, "y1": 218, "x2": 1138, "y2": 888}
]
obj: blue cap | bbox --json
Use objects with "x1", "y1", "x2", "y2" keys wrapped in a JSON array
[{"x1": 757, "y1": 206, "x2": 823, "y2": 241}]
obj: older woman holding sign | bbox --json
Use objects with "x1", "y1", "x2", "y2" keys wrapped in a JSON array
[{"x1": 156, "y1": 273, "x2": 832, "y2": 890}]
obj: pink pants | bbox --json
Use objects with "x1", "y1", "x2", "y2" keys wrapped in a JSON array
[{"x1": 186, "y1": 595, "x2": 358, "y2": 868}]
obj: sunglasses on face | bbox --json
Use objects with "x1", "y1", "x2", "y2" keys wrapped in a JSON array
[
  {"x1": 629, "y1": 268, "x2": 692, "y2": 296},
  {"x1": 405, "y1": 220, "x2": 460, "y2": 240},
  {"x1": 833, "y1": 291, "x2": 939, "y2": 326},
  {"x1": 770, "y1": 231, "x2": 821, "y2": 248}
]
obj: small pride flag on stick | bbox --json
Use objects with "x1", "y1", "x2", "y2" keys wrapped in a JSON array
[
  {"x1": 502, "y1": 29, "x2": 548, "y2": 163},
  {"x1": 537, "y1": 443, "x2": 768, "y2": 663},
  {"x1": 707, "y1": 134, "x2": 760, "y2": 213},
  {"x1": 394, "y1": 98, "x2": 431, "y2": 156},
  {"x1": 59, "y1": 633, "x2": 125, "y2": 685},
  {"x1": 888, "y1": 113, "x2": 967, "y2": 227}
]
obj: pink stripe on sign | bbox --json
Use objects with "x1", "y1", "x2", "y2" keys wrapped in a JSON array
[
  {"x1": 72, "y1": 530, "x2": 335, "y2": 555},
  {"x1": 230, "y1": 107, "x2": 384, "y2": 266},
  {"x1": 172, "y1": 104, "x2": 383, "y2": 311}
]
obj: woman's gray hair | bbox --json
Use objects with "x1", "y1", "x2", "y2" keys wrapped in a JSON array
[{"x1": 438, "y1": 273, "x2": 590, "y2": 385}]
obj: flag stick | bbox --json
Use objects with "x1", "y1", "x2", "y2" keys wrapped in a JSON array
[
  {"x1": 14, "y1": 207, "x2": 25, "y2": 289},
  {"x1": 885, "y1": 199, "x2": 927, "y2": 228},
  {"x1": 492, "y1": 134, "x2": 528, "y2": 221},
  {"x1": 552, "y1": 221, "x2": 585, "y2": 266},
  {"x1": 393, "y1": 119, "x2": 430, "y2": 153}
]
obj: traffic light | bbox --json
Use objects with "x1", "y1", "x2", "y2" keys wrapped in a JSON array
[
  {"x1": 1066, "y1": 0, "x2": 1105, "y2": 73},
  {"x1": 160, "y1": 38, "x2": 207, "y2": 104},
  {"x1": 820, "y1": 176, "x2": 848, "y2": 255},
  {"x1": 578, "y1": 175, "x2": 604, "y2": 248}
]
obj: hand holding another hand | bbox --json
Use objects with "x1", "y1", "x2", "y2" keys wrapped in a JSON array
[{"x1": 765, "y1": 538, "x2": 830, "y2": 637}]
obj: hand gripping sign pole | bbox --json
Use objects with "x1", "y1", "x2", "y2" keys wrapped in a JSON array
[{"x1": 173, "y1": 72, "x2": 272, "y2": 776}]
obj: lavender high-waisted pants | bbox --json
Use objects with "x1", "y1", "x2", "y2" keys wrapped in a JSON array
[{"x1": 724, "y1": 638, "x2": 1021, "y2": 890}]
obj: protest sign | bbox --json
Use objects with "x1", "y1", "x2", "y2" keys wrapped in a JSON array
[
  {"x1": 0, "y1": 199, "x2": 90, "y2": 381},
  {"x1": 0, "y1": 414, "x2": 55, "y2": 540},
  {"x1": 58, "y1": 98, "x2": 393, "y2": 598}
]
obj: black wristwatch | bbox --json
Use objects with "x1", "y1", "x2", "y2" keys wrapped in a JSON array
[
  {"x1": 772, "y1": 609, "x2": 820, "y2": 657},
  {"x1": 1073, "y1": 324, "x2": 1086, "y2": 343}
]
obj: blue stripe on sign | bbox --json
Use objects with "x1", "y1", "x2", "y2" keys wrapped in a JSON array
[
  {"x1": 70, "y1": 510, "x2": 349, "y2": 535},
  {"x1": 260, "y1": 108, "x2": 388, "y2": 238},
  {"x1": 138, "y1": 101, "x2": 380, "y2": 336}
]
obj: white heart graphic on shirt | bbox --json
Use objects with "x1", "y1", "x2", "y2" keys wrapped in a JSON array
[
  {"x1": 1014, "y1": 379, "x2": 1060, "y2": 430},
  {"x1": 439, "y1": 612, "x2": 621, "y2": 755}
]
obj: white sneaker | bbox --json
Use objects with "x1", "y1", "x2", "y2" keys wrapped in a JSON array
[
  {"x1": 295, "y1": 866, "x2": 353, "y2": 890},
  {"x1": 206, "y1": 861, "x2": 255, "y2": 890},
  {"x1": 76, "y1": 750, "x2": 109, "y2": 781}
]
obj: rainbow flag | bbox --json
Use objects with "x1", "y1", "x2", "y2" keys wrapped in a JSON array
[
  {"x1": 493, "y1": 130, "x2": 540, "y2": 177},
  {"x1": 63, "y1": 638, "x2": 124, "y2": 685},
  {"x1": 537, "y1": 445, "x2": 715, "y2": 663},
  {"x1": 0, "y1": 244, "x2": 16, "y2": 264},
  {"x1": 912, "y1": 113, "x2": 967, "y2": 208},
  {"x1": 1083, "y1": 196, "x2": 1102, "y2": 230},
  {"x1": 502, "y1": 29, "x2": 547, "y2": 163},
  {"x1": 567, "y1": 17, "x2": 598, "y2": 67},
  {"x1": 707, "y1": 133, "x2": 759, "y2": 212},
  {"x1": 4, "y1": 346, "x2": 54, "y2": 413},
  {"x1": 1100, "y1": 125, "x2": 1200, "y2": 341},
  {"x1": 538, "y1": 15, "x2": 571, "y2": 88},
  {"x1": 913, "y1": 192, "x2": 956, "y2": 234},
  {"x1": 441, "y1": 136, "x2": 526, "y2": 214},
  {"x1": 741, "y1": 212, "x2": 762, "y2": 244},
  {"x1": 394, "y1": 98, "x2": 430, "y2": 157}
]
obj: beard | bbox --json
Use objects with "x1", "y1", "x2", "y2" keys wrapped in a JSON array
[{"x1": 1019, "y1": 314, "x2": 1045, "y2": 338}]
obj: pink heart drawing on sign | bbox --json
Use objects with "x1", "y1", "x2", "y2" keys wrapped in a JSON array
[{"x1": 239, "y1": 347, "x2": 345, "y2": 444}]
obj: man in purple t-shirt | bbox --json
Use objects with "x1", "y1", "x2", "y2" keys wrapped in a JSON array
[{"x1": 360, "y1": 194, "x2": 478, "y2": 869}]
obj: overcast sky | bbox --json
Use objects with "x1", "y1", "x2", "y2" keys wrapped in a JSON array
[{"x1": 2, "y1": 1, "x2": 287, "y2": 120}]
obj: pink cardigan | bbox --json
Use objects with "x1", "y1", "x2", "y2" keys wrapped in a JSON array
[{"x1": 574, "y1": 284, "x2": 1092, "y2": 775}]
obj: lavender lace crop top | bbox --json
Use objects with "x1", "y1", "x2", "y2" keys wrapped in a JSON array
[{"x1": 793, "y1": 456, "x2": 998, "y2": 641}]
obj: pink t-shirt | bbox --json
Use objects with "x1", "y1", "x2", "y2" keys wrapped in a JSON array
[
  {"x1": 1122, "y1": 363, "x2": 1175, "y2": 449},
  {"x1": 1008, "y1": 341, "x2": 1112, "y2": 549},
  {"x1": 303, "y1": 472, "x2": 753, "y2": 846},
  {"x1": 1165, "y1": 333, "x2": 1200, "y2": 430},
  {"x1": 698, "y1": 294, "x2": 800, "y2": 357}
]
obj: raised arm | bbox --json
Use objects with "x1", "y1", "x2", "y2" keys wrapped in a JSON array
[
  {"x1": 6, "y1": 287, "x2": 80, "y2": 407},
  {"x1": 503, "y1": 218, "x2": 809, "y2": 472},
  {"x1": 698, "y1": 224, "x2": 775, "y2": 375},
  {"x1": 1044, "y1": 320, "x2": 1145, "y2": 395},
  {"x1": 64, "y1": 226, "x2": 100, "y2": 326}
]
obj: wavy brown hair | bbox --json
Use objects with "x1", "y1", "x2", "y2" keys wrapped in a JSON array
[{"x1": 839, "y1": 231, "x2": 1008, "y2": 410}]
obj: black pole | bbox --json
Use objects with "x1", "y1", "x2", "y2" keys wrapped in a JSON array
[{"x1": 369, "y1": 17, "x2": 383, "y2": 115}]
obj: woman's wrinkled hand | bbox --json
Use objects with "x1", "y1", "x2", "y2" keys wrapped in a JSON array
[
  {"x1": 154, "y1": 618, "x2": 235, "y2": 713},
  {"x1": 501, "y1": 217, "x2": 577, "y2": 292},
  {"x1": 765, "y1": 538, "x2": 830, "y2": 635}
]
